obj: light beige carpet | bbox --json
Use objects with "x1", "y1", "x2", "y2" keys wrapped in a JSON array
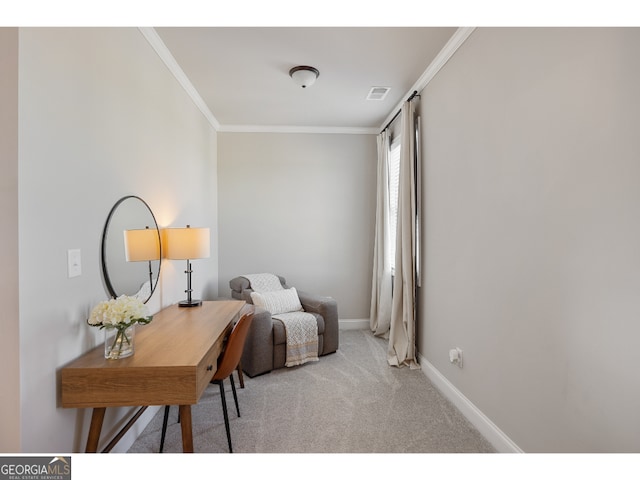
[{"x1": 128, "y1": 329, "x2": 495, "y2": 454}]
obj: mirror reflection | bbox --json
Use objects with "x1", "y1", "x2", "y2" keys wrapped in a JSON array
[{"x1": 101, "y1": 195, "x2": 161, "y2": 303}]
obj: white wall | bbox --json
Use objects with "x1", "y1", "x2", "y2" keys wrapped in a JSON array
[
  {"x1": 419, "y1": 27, "x2": 640, "y2": 452},
  {"x1": 217, "y1": 132, "x2": 376, "y2": 320},
  {"x1": 16, "y1": 27, "x2": 218, "y2": 453},
  {"x1": 0, "y1": 27, "x2": 20, "y2": 452}
]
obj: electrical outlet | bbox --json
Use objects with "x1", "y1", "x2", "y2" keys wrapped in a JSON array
[
  {"x1": 67, "y1": 249, "x2": 81, "y2": 278},
  {"x1": 449, "y1": 347, "x2": 463, "y2": 368}
]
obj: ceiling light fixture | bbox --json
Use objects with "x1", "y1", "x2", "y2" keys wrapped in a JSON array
[{"x1": 289, "y1": 65, "x2": 320, "y2": 88}]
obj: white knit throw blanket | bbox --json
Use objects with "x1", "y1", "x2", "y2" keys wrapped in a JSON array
[
  {"x1": 242, "y1": 274, "x2": 319, "y2": 367},
  {"x1": 273, "y1": 311, "x2": 319, "y2": 367},
  {"x1": 242, "y1": 273, "x2": 283, "y2": 293}
]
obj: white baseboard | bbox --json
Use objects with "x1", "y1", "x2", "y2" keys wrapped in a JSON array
[
  {"x1": 339, "y1": 318, "x2": 369, "y2": 330},
  {"x1": 107, "y1": 405, "x2": 162, "y2": 453},
  {"x1": 418, "y1": 353, "x2": 523, "y2": 453}
]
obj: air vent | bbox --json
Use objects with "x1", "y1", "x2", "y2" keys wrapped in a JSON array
[{"x1": 367, "y1": 86, "x2": 391, "y2": 101}]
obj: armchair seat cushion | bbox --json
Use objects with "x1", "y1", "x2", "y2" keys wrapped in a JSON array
[{"x1": 230, "y1": 275, "x2": 338, "y2": 377}]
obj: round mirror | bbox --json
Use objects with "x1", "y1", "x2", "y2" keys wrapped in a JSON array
[{"x1": 101, "y1": 195, "x2": 161, "y2": 303}]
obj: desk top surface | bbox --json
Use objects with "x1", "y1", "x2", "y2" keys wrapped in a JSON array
[{"x1": 65, "y1": 300, "x2": 245, "y2": 370}]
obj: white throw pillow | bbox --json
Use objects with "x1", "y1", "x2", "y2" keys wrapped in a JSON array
[{"x1": 250, "y1": 287, "x2": 303, "y2": 315}]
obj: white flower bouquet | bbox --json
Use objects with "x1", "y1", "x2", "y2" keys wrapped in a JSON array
[{"x1": 88, "y1": 295, "x2": 153, "y2": 359}]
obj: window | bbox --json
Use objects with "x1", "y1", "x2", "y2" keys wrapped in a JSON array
[{"x1": 388, "y1": 140, "x2": 401, "y2": 272}]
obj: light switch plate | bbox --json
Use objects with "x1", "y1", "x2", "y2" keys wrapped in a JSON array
[{"x1": 67, "y1": 249, "x2": 81, "y2": 278}]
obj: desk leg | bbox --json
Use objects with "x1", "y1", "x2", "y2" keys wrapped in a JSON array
[
  {"x1": 86, "y1": 407, "x2": 106, "y2": 453},
  {"x1": 178, "y1": 405, "x2": 193, "y2": 453}
]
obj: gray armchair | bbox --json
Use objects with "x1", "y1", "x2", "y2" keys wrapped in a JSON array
[{"x1": 229, "y1": 275, "x2": 339, "y2": 377}]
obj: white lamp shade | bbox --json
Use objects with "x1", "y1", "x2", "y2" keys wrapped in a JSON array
[
  {"x1": 163, "y1": 227, "x2": 210, "y2": 260},
  {"x1": 123, "y1": 228, "x2": 160, "y2": 262}
]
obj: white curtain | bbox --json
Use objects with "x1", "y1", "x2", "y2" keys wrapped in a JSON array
[
  {"x1": 388, "y1": 100, "x2": 420, "y2": 369},
  {"x1": 369, "y1": 130, "x2": 393, "y2": 337}
]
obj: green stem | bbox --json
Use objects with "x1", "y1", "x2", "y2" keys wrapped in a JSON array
[{"x1": 109, "y1": 327, "x2": 131, "y2": 358}]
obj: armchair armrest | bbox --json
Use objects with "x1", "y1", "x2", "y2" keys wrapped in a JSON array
[
  {"x1": 240, "y1": 306, "x2": 274, "y2": 377},
  {"x1": 298, "y1": 290, "x2": 339, "y2": 355}
]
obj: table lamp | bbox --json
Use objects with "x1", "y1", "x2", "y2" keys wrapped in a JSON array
[{"x1": 163, "y1": 225, "x2": 210, "y2": 307}]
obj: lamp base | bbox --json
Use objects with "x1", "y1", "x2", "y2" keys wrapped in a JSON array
[{"x1": 178, "y1": 299, "x2": 202, "y2": 307}]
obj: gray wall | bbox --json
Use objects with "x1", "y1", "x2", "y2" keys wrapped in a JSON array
[
  {"x1": 218, "y1": 132, "x2": 377, "y2": 320},
  {"x1": 419, "y1": 27, "x2": 640, "y2": 452},
  {"x1": 0, "y1": 27, "x2": 20, "y2": 452},
  {"x1": 13, "y1": 27, "x2": 219, "y2": 453}
]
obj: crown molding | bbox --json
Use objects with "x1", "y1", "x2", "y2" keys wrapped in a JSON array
[
  {"x1": 379, "y1": 26, "x2": 476, "y2": 131},
  {"x1": 138, "y1": 27, "x2": 221, "y2": 131},
  {"x1": 218, "y1": 124, "x2": 378, "y2": 135},
  {"x1": 140, "y1": 26, "x2": 475, "y2": 136}
]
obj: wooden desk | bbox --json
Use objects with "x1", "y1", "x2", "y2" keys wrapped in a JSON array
[{"x1": 61, "y1": 300, "x2": 245, "y2": 453}]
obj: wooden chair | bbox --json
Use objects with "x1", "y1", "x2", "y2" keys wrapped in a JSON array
[{"x1": 159, "y1": 306, "x2": 254, "y2": 453}]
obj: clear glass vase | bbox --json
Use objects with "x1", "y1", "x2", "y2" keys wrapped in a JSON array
[{"x1": 104, "y1": 325, "x2": 135, "y2": 359}]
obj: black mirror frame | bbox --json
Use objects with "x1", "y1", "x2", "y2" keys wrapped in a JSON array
[{"x1": 100, "y1": 195, "x2": 162, "y2": 303}]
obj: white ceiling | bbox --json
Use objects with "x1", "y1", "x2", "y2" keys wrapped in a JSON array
[{"x1": 153, "y1": 27, "x2": 458, "y2": 133}]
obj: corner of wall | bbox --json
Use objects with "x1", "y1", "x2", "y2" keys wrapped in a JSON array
[{"x1": 418, "y1": 352, "x2": 523, "y2": 453}]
